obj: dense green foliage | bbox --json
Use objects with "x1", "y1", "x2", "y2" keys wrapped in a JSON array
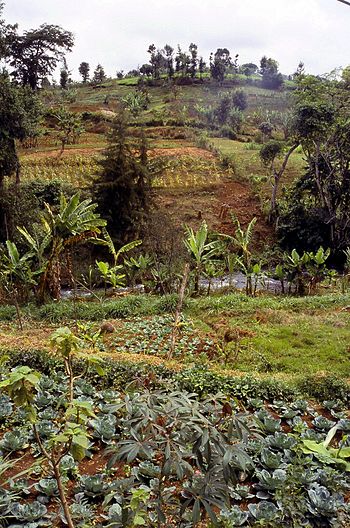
[
  {"x1": 0, "y1": 73, "x2": 42, "y2": 186},
  {"x1": 93, "y1": 112, "x2": 151, "y2": 244},
  {"x1": 0, "y1": 4, "x2": 350, "y2": 525},
  {"x1": 278, "y1": 75, "x2": 350, "y2": 260},
  {"x1": 0, "y1": 336, "x2": 349, "y2": 527}
]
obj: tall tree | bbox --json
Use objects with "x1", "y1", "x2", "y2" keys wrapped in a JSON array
[
  {"x1": 59, "y1": 67, "x2": 69, "y2": 89},
  {"x1": 8, "y1": 24, "x2": 74, "y2": 89},
  {"x1": 140, "y1": 63, "x2": 153, "y2": 77},
  {"x1": 164, "y1": 44, "x2": 174, "y2": 79},
  {"x1": 260, "y1": 56, "x2": 283, "y2": 89},
  {"x1": 240, "y1": 63, "x2": 258, "y2": 76},
  {"x1": 93, "y1": 111, "x2": 151, "y2": 244},
  {"x1": 78, "y1": 61, "x2": 90, "y2": 83},
  {"x1": 210, "y1": 48, "x2": 232, "y2": 83},
  {"x1": 198, "y1": 57, "x2": 206, "y2": 79},
  {"x1": 0, "y1": 72, "x2": 40, "y2": 187},
  {"x1": 188, "y1": 43, "x2": 198, "y2": 78},
  {"x1": 278, "y1": 75, "x2": 350, "y2": 255},
  {"x1": 92, "y1": 63, "x2": 106, "y2": 83},
  {"x1": 175, "y1": 45, "x2": 190, "y2": 77},
  {"x1": 0, "y1": 1, "x2": 17, "y2": 59},
  {"x1": 147, "y1": 44, "x2": 165, "y2": 79}
]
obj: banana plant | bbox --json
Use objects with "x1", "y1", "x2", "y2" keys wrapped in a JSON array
[
  {"x1": 275, "y1": 263, "x2": 286, "y2": 294},
  {"x1": 17, "y1": 193, "x2": 106, "y2": 302},
  {"x1": 284, "y1": 249, "x2": 310, "y2": 295},
  {"x1": 284, "y1": 247, "x2": 331, "y2": 295},
  {"x1": 219, "y1": 215, "x2": 257, "y2": 295},
  {"x1": 184, "y1": 221, "x2": 221, "y2": 295},
  {"x1": 96, "y1": 260, "x2": 125, "y2": 293},
  {"x1": 0, "y1": 241, "x2": 37, "y2": 291},
  {"x1": 306, "y1": 247, "x2": 331, "y2": 293},
  {"x1": 0, "y1": 240, "x2": 40, "y2": 328},
  {"x1": 95, "y1": 228, "x2": 142, "y2": 293},
  {"x1": 203, "y1": 260, "x2": 225, "y2": 295},
  {"x1": 102, "y1": 228, "x2": 142, "y2": 267},
  {"x1": 124, "y1": 253, "x2": 154, "y2": 287}
]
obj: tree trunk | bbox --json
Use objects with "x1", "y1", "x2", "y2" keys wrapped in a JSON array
[
  {"x1": 53, "y1": 462, "x2": 75, "y2": 528},
  {"x1": 269, "y1": 143, "x2": 299, "y2": 222}
]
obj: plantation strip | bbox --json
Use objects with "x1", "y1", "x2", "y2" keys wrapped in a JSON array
[{"x1": 2, "y1": 337, "x2": 349, "y2": 405}]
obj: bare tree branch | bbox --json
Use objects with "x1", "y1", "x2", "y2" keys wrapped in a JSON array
[{"x1": 337, "y1": 0, "x2": 350, "y2": 6}]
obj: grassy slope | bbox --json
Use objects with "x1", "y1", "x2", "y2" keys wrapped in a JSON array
[
  {"x1": 210, "y1": 138, "x2": 305, "y2": 204},
  {"x1": 11, "y1": 80, "x2": 346, "y2": 382},
  {"x1": 1, "y1": 292, "x2": 349, "y2": 379}
]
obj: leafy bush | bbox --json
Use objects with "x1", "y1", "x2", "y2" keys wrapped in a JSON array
[
  {"x1": 176, "y1": 366, "x2": 297, "y2": 402},
  {"x1": 219, "y1": 125, "x2": 237, "y2": 140},
  {"x1": 4, "y1": 349, "x2": 349, "y2": 403},
  {"x1": 297, "y1": 374, "x2": 350, "y2": 404},
  {"x1": 0, "y1": 305, "x2": 16, "y2": 321}
]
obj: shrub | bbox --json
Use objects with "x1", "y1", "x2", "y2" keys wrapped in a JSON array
[
  {"x1": 0, "y1": 305, "x2": 16, "y2": 321},
  {"x1": 5, "y1": 350, "x2": 348, "y2": 404},
  {"x1": 219, "y1": 125, "x2": 237, "y2": 140},
  {"x1": 0, "y1": 180, "x2": 75, "y2": 243},
  {"x1": 175, "y1": 366, "x2": 298, "y2": 402},
  {"x1": 297, "y1": 374, "x2": 349, "y2": 404},
  {"x1": 232, "y1": 89, "x2": 248, "y2": 111}
]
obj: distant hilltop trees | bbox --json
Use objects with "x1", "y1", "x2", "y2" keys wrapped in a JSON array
[{"x1": 0, "y1": 0, "x2": 284, "y2": 89}]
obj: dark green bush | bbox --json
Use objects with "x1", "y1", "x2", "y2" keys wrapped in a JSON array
[
  {"x1": 296, "y1": 374, "x2": 350, "y2": 404},
  {"x1": 175, "y1": 366, "x2": 298, "y2": 402},
  {"x1": 5, "y1": 349, "x2": 63, "y2": 374},
  {"x1": 0, "y1": 180, "x2": 75, "y2": 243},
  {"x1": 219, "y1": 125, "x2": 237, "y2": 140},
  {"x1": 0, "y1": 305, "x2": 17, "y2": 321},
  {"x1": 4, "y1": 349, "x2": 348, "y2": 404}
]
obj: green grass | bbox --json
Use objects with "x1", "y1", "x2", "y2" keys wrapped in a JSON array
[
  {"x1": 210, "y1": 138, "x2": 305, "y2": 195},
  {"x1": 231, "y1": 312, "x2": 350, "y2": 376},
  {"x1": 189, "y1": 291, "x2": 350, "y2": 314},
  {"x1": 2, "y1": 291, "x2": 349, "y2": 378},
  {"x1": 189, "y1": 292, "x2": 350, "y2": 377}
]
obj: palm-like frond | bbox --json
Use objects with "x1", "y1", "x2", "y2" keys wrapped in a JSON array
[
  {"x1": 44, "y1": 193, "x2": 107, "y2": 238},
  {"x1": 102, "y1": 228, "x2": 142, "y2": 265},
  {"x1": 229, "y1": 213, "x2": 257, "y2": 253},
  {"x1": 184, "y1": 222, "x2": 221, "y2": 265}
]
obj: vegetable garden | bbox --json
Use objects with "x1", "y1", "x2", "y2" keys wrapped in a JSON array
[{"x1": 0, "y1": 326, "x2": 349, "y2": 527}]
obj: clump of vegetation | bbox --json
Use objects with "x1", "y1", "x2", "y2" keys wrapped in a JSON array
[
  {"x1": 1, "y1": 3, "x2": 350, "y2": 525},
  {"x1": 0, "y1": 326, "x2": 349, "y2": 527}
]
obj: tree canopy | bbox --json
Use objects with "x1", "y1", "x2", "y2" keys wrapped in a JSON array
[
  {"x1": 7, "y1": 23, "x2": 74, "y2": 89},
  {"x1": 278, "y1": 74, "x2": 350, "y2": 258},
  {"x1": 93, "y1": 112, "x2": 151, "y2": 244},
  {"x1": 0, "y1": 72, "x2": 41, "y2": 186}
]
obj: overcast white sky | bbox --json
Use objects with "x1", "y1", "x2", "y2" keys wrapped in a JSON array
[{"x1": 3, "y1": 0, "x2": 350, "y2": 79}]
